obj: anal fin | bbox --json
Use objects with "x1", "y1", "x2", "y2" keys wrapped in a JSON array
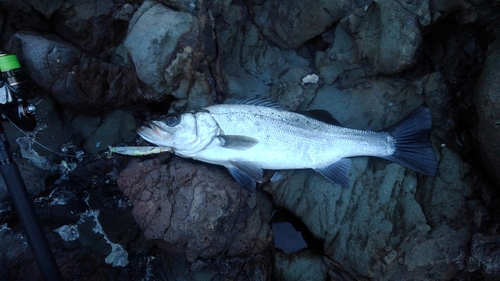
[
  {"x1": 315, "y1": 158, "x2": 352, "y2": 188},
  {"x1": 227, "y1": 161, "x2": 263, "y2": 194},
  {"x1": 227, "y1": 167, "x2": 256, "y2": 194}
]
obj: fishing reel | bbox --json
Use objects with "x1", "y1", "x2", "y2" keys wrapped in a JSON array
[{"x1": 0, "y1": 52, "x2": 36, "y2": 131}]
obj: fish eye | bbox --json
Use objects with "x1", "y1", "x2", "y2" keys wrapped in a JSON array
[{"x1": 165, "y1": 114, "x2": 180, "y2": 127}]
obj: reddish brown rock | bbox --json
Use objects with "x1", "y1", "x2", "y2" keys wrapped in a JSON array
[{"x1": 117, "y1": 157, "x2": 272, "y2": 262}]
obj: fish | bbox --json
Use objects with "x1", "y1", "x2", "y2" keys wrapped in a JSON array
[{"x1": 137, "y1": 98, "x2": 438, "y2": 194}]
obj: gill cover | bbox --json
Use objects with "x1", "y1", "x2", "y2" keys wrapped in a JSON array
[{"x1": 138, "y1": 111, "x2": 220, "y2": 155}]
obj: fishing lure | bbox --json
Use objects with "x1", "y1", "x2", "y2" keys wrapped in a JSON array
[{"x1": 108, "y1": 146, "x2": 171, "y2": 156}]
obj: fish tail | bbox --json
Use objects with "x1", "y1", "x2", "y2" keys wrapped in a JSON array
[{"x1": 382, "y1": 104, "x2": 438, "y2": 176}]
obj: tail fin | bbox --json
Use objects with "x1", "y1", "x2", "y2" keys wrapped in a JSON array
[{"x1": 382, "y1": 105, "x2": 438, "y2": 176}]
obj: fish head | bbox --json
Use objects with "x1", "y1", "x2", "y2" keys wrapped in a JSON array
[{"x1": 137, "y1": 111, "x2": 220, "y2": 154}]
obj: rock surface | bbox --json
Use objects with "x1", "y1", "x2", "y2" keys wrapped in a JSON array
[
  {"x1": 341, "y1": 0, "x2": 425, "y2": 74},
  {"x1": 251, "y1": 0, "x2": 348, "y2": 49},
  {"x1": 474, "y1": 40, "x2": 500, "y2": 185},
  {"x1": 7, "y1": 32, "x2": 141, "y2": 115},
  {"x1": 117, "y1": 157, "x2": 273, "y2": 262},
  {"x1": 0, "y1": 0, "x2": 498, "y2": 280}
]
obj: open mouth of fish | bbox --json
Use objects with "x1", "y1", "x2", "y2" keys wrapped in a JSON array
[{"x1": 137, "y1": 121, "x2": 172, "y2": 143}]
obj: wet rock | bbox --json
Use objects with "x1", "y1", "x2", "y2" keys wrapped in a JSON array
[
  {"x1": 71, "y1": 110, "x2": 137, "y2": 155},
  {"x1": 0, "y1": 223, "x2": 41, "y2": 280},
  {"x1": 468, "y1": 232, "x2": 500, "y2": 279},
  {"x1": 264, "y1": 101, "x2": 473, "y2": 280},
  {"x1": 0, "y1": 156, "x2": 52, "y2": 218},
  {"x1": 315, "y1": 24, "x2": 375, "y2": 86},
  {"x1": 189, "y1": 253, "x2": 272, "y2": 281},
  {"x1": 424, "y1": 19, "x2": 486, "y2": 87},
  {"x1": 430, "y1": 0, "x2": 478, "y2": 13},
  {"x1": 341, "y1": 0, "x2": 424, "y2": 74},
  {"x1": 473, "y1": 40, "x2": 500, "y2": 185},
  {"x1": 250, "y1": 1, "x2": 348, "y2": 50},
  {"x1": 117, "y1": 157, "x2": 273, "y2": 262},
  {"x1": 273, "y1": 251, "x2": 327, "y2": 281},
  {"x1": 7, "y1": 31, "x2": 141, "y2": 115},
  {"x1": 52, "y1": 0, "x2": 131, "y2": 54},
  {"x1": 306, "y1": 75, "x2": 425, "y2": 130},
  {"x1": 0, "y1": 0, "x2": 498, "y2": 279},
  {"x1": 1, "y1": 0, "x2": 64, "y2": 18},
  {"x1": 158, "y1": 0, "x2": 198, "y2": 13},
  {"x1": 216, "y1": 3, "x2": 313, "y2": 102},
  {"x1": 125, "y1": 1, "x2": 215, "y2": 105}
]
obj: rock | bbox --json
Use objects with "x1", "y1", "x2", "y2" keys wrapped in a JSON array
[
  {"x1": 473, "y1": 40, "x2": 500, "y2": 185},
  {"x1": 0, "y1": 223, "x2": 40, "y2": 280},
  {"x1": 315, "y1": 24, "x2": 375, "y2": 86},
  {"x1": 0, "y1": 0, "x2": 498, "y2": 279},
  {"x1": 251, "y1": 0, "x2": 348, "y2": 49},
  {"x1": 216, "y1": 3, "x2": 313, "y2": 103},
  {"x1": 157, "y1": 0, "x2": 198, "y2": 13},
  {"x1": 273, "y1": 251, "x2": 327, "y2": 281},
  {"x1": 125, "y1": 1, "x2": 205, "y2": 103},
  {"x1": 430, "y1": 0, "x2": 476, "y2": 13},
  {"x1": 263, "y1": 103, "x2": 473, "y2": 279},
  {"x1": 341, "y1": 1, "x2": 423, "y2": 74},
  {"x1": 306, "y1": 75, "x2": 425, "y2": 130},
  {"x1": 468, "y1": 232, "x2": 500, "y2": 278},
  {"x1": 7, "y1": 31, "x2": 142, "y2": 115},
  {"x1": 9, "y1": 0, "x2": 63, "y2": 18},
  {"x1": 78, "y1": 110, "x2": 137, "y2": 155},
  {"x1": 0, "y1": 156, "x2": 52, "y2": 217},
  {"x1": 52, "y1": 0, "x2": 131, "y2": 54},
  {"x1": 117, "y1": 157, "x2": 273, "y2": 262}
]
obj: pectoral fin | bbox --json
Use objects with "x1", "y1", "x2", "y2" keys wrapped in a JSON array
[
  {"x1": 315, "y1": 158, "x2": 352, "y2": 188},
  {"x1": 226, "y1": 161, "x2": 263, "y2": 194},
  {"x1": 218, "y1": 135, "x2": 258, "y2": 150}
]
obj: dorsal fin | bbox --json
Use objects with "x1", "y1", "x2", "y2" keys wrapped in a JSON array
[
  {"x1": 297, "y1": 109, "x2": 342, "y2": 126},
  {"x1": 227, "y1": 97, "x2": 282, "y2": 109}
]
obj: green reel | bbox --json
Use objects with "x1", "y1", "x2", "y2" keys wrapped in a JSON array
[
  {"x1": 0, "y1": 52, "x2": 36, "y2": 131},
  {"x1": 0, "y1": 53, "x2": 21, "y2": 72}
]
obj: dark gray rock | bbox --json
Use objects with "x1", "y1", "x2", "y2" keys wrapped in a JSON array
[
  {"x1": 125, "y1": 1, "x2": 212, "y2": 105},
  {"x1": 157, "y1": 0, "x2": 198, "y2": 13},
  {"x1": 79, "y1": 110, "x2": 137, "y2": 155},
  {"x1": 315, "y1": 24, "x2": 375, "y2": 86},
  {"x1": 117, "y1": 157, "x2": 273, "y2": 262},
  {"x1": 430, "y1": 0, "x2": 480, "y2": 13},
  {"x1": 52, "y1": 0, "x2": 131, "y2": 54},
  {"x1": 0, "y1": 0, "x2": 497, "y2": 280},
  {"x1": 216, "y1": 2, "x2": 315, "y2": 105},
  {"x1": 251, "y1": 0, "x2": 348, "y2": 49},
  {"x1": 0, "y1": 156, "x2": 52, "y2": 217},
  {"x1": 474, "y1": 40, "x2": 500, "y2": 185},
  {"x1": 341, "y1": 1, "x2": 423, "y2": 74},
  {"x1": 273, "y1": 251, "x2": 327, "y2": 281},
  {"x1": 7, "y1": 31, "x2": 142, "y2": 115},
  {"x1": 263, "y1": 94, "x2": 473, "y2": 279},
  {"x1": 1, "y1": 0, "x2": 63, "y2": 18},
  {"x1": 468, "y1": 232, "x2": 500, "y2": 279}
]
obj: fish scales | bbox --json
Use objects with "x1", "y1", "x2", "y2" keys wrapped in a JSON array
[
  {"x1": 137, "y1": 99, "x2": 438, "y2": 193},
  {"x1": 199, "y1": 104, "x2": 393, "y2": 169}
]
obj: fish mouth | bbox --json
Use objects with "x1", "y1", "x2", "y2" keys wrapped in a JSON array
[{"x1": 137, "y1": 121, "x2": 172, "y2": 144}]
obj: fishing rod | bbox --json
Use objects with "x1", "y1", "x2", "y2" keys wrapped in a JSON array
[{"x1": 0, "y1": 51, "x2": 62, "y2": 280}]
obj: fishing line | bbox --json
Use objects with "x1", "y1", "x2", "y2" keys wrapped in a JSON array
[{"x1": 5, "y1": 114, "x2": 94, "y2": 159}]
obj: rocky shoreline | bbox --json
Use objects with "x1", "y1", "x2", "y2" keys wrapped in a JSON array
[{"x1": 0, "y1": 0, "x2": 499, "y2": 280}]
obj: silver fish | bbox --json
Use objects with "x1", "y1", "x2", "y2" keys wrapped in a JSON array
[{"x1": 138, "y1": 99, "x2": 437, "y2": 193}]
